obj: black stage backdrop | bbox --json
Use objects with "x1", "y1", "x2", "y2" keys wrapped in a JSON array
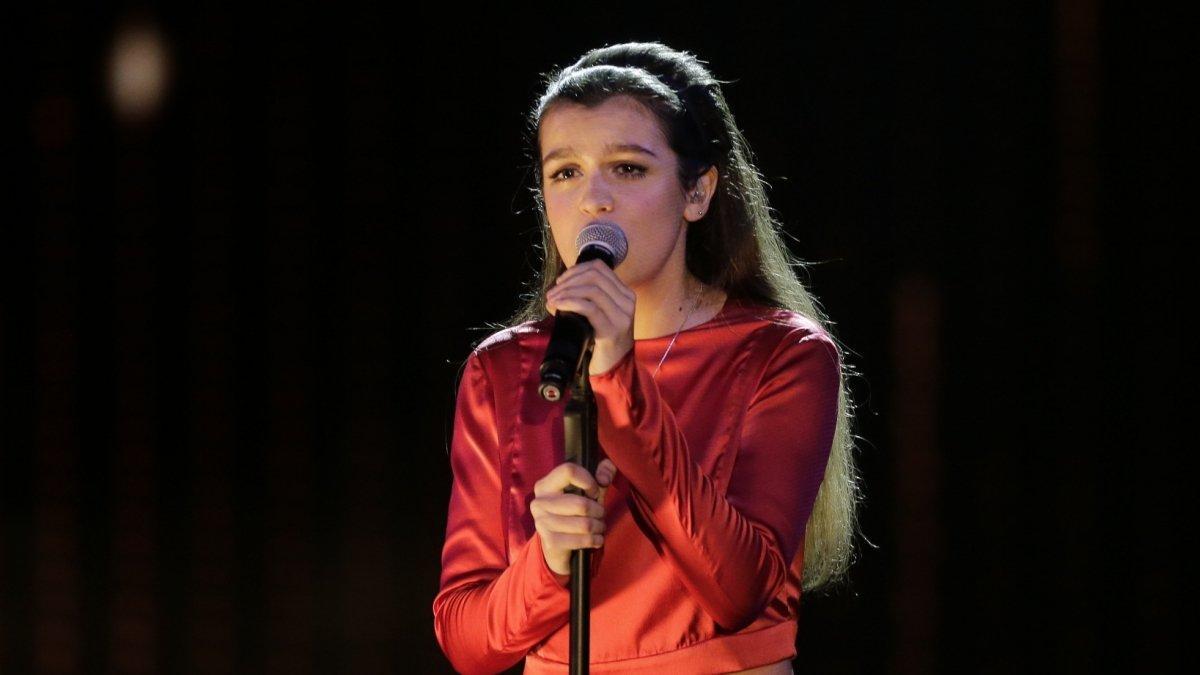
[{"x1": 4, "y1": 2, "x2": 1184, "y2": 673}]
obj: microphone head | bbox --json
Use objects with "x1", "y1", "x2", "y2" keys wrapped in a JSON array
[{"x1": 575, "y1": 221, "x2": 629, "y2": 267}]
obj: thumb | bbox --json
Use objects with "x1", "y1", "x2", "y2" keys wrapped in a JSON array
[
  {"x1": 595, "y1": 459, "x2": 617, "y2": 501},
  {"x1": 596, "y1": 459, "x2": 616, "y2": 486}
]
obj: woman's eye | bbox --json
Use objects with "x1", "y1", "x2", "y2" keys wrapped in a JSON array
[
  {"x1": 548, "y1": 164, "x2": 647, "y2": 183},
  {"x1": 549, "y1": 167, "x2": 578, "y2": 182}
]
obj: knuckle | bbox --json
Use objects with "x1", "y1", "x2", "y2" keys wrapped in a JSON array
[{"x1": 564, "y1": 515, "x2": 580, "y2": 532}]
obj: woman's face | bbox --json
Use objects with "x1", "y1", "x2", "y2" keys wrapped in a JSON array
[{"x1": 538, "y1": 95, "x2": 691, "y2": 290}]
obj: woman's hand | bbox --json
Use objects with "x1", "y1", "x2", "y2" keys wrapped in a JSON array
[
  {"x1": 545, "y1": 259, "x2": 636, "y2": 376},
  {"x1": 531, "y1": 459, "x2": 618, "y2": 576}
]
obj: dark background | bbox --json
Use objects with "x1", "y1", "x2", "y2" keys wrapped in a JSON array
[{"x1": 4, "y1": 1, "x2": 1184, "y2": 673}]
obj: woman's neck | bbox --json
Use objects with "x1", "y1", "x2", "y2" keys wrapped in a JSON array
[{"x1": 631, "y1": 274, "x2": 725, "y2": 340}]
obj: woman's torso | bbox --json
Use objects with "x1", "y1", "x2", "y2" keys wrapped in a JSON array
[{"x1": 488, "y1": 300, "x2": 822, "y2": 670}]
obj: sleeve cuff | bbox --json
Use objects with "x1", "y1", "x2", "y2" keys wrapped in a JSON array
[
  {"x1": 589, "y1": 344, "x2": 636, "y2": 381},
  {"x1": 528, "y1": 530, "x2": 573, "y2": 589},
  {"x1": 531, "y1": 532, "x2": 605, "y2": 589},
  {"x1": 587, "y1": 346, "x2": 638, "y2": 429}
]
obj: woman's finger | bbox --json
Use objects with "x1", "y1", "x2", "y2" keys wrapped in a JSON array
[
  {"x1": 533, "y1": 461, "x2": 601, "y2": 499},
  {"x1": 540, "y1": 529, "x2": 604, "y2": 552},
  {"x1": 546, "y1": 288, "x2": 622, "y2": 334},
  {"x1": 533, "y1": 511, "x2": 606, "y2": 535},
  {"x1": 531, "y1": 493, "x2": 605, "y2": 518},
  {"x1": 549, "y1": 279, "x2": 625, "y2": 317},
  {"x1": 555, "y1": 260, "x2": 635, "y2": 305},
  {"x1": 596, "y1": 458, "x2": 616, "y2": 486},
  {"x1": 594, "y1": 459, "x2": 617, "y2": 505}
]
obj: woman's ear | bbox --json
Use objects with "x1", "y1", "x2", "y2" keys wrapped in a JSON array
[{"x1": 687, "y1": 165, "x2": 719, "y2": 222}]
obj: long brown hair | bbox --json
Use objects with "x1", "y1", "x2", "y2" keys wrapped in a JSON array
[{"x1": 495, "y1": 41, "x2": 864, "y2": 592}]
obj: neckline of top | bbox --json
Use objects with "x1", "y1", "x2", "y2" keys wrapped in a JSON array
[{"x1": 635, "y1": 294, "x2": 743, "y2": 342}]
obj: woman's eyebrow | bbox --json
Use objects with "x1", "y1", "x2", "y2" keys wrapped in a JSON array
[{"x1": 542, "y1": 142, "x2": 658, "y2": 164}]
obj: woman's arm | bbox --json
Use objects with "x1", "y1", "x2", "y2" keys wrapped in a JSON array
[
  {"x1": 588, "y1": 327, "x2": 841, "y2": 632},
  {"x1": 432, "y1": 350, "x2": 573, "y2": 674}
]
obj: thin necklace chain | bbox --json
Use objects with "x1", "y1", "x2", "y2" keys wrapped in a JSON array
[{"x1": 652, "y1": 283, "x2": 705, "y2": 380}]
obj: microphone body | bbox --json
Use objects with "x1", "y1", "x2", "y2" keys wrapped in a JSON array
[{"x1": 538, "y1": 222, "x2": 628, "y2": 401}]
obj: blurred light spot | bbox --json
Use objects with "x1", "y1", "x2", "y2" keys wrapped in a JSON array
[{"x1": 108, "y1": 22, "x2": 170, "y2": 123}]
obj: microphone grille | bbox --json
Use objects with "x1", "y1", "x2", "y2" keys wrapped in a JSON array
[{"x1": 575, "y1": 221, "x2": 629, "y2": 266}]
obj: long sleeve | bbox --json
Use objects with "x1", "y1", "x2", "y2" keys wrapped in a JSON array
[
  {"x1": 588, "y1": 327, "x2": 841, "y2": 632},
  {"x1": 433, "y1": 350, "x2": 573, "y2": 674}
]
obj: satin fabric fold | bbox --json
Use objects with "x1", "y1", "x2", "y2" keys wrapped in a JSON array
[{"x1": 433, "y1": 299, "x2": 840, "y2": 674}]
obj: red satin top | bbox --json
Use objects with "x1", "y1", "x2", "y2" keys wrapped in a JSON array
[{"x1": 433, "y1": 297, "x2": 841, "y2": 674}]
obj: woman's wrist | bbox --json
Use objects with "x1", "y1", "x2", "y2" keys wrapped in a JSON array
[{"x1": 589, "y1": 338, "x2": 633, "y2": 377}]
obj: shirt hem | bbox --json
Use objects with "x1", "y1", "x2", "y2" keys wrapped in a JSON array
[{"x1": 522, "y1": 620, "x2": 797, "y2": 673}]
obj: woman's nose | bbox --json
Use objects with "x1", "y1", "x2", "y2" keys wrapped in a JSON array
[{"x1": 579, "y1": 176, "x2": 613, "y2": 215}]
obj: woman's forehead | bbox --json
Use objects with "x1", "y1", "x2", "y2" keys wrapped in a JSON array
[{"x1": 539, "y1": 96, "x2": 668, "y2": 156}]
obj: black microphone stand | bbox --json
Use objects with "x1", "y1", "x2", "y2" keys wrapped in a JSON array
[
  {"x1": 562, "y1": 332, "x2": 597, "y2": 675},
  {"x1": 539, "y1": 227, "x2": 625, "y2": 673}
]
